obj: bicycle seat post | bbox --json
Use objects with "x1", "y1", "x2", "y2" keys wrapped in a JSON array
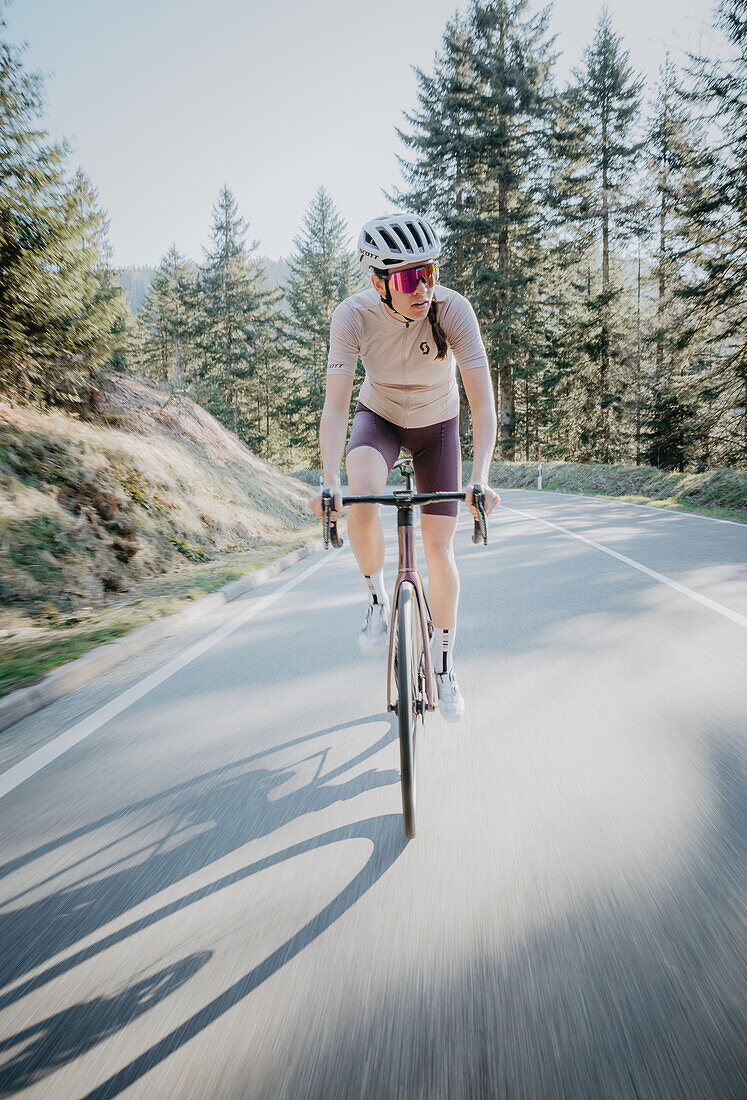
[{"x1": 394, "y1": 457, "x2": 415, "y2": 493}]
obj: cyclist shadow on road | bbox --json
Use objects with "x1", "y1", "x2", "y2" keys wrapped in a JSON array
[
  {"x1": 63, "y1": 811, "x2": 407, "y2": 1099},
  {"x1": 0, "y1": 713, "x2": 401, "y2": 1007},
  {"x1": 0, "y1": 952, "x2": 211, "y2": 1094}
]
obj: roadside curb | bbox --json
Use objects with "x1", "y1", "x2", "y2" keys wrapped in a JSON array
[{"x1": 0, "y1": 537, "x2": 324, "y2": 736}]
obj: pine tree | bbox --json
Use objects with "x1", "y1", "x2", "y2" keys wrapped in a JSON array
[
  {"x1": 394, "y1": 12, "x2": 479, "y2": 281},
  {"x1": 567, "y1": 11, "x2": 644, "y2": 460},
  {"x1": 284, "y1": 186, "x2": 358, "y2": 465},
  {"x1": 678, "y1": 0, "x2": 747, "y2": 465},
  {"x1": 0, "y1": 11, "x2": 67, "y2": 396},
  {"x1": 139, "y1": 245, "x2": 196, "y2": 386},
  {"x1": 194, "y1": 186, "x2": 281, "y2": 446},
  {"x1": 641, "y1": 59, "x2": 703, "y2": 467},
  {"x1": 0, "y1": 11, "x2": 125, "y2": 405},
  {"x1": 395, "y1": 0, "x2": 558, "y2": 459},
  {"x1": 52, "y1": 171, "x2": 127, "y2": 383}
]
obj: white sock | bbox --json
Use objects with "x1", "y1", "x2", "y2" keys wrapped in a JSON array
[
  {"x1": 364, "y1": 569, "x2": 388, "y2": 606},
  {"x1": 433, "y1": 627, "x2": 455, "y2": 674}
]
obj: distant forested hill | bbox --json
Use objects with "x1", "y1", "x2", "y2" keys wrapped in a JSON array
[
  {"x1": 119, "y1": 257, "x2": 289, "y2": 315},
  {"x1": 261, "y1": 256, "x2": 290, "y2": 292},
  {"x1": 118, "y1": 267, "x2": 156, "y2": 314}
]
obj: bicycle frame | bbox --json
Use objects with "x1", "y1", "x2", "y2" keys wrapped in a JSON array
[
  {"x1": 386, "y1": 514, "x2": 435, "y2": 714},
  {"x1": 321, "y1": 470, "x2": 488, "y2": 839}
]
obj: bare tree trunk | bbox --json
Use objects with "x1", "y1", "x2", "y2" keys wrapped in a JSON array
[
  {"x1": 498, "y1": 183, "x2": 515, "y2": 459},
  {"x1": 600, "y1": 110, "x2": 611, "y2": 460},
  {"x1": 498, "y1": 361, "x2": 514, "y2": 460},
  {"x1": 265, "y1": 360, "x2": 270, "y2": 451},
  {"x1": 636, "y1": 240, "x2": 642, "y2": 465},
  {"x1": 456, "y1": 147, "x2": 465, "y2": 277},
  {"x1": 524, "y1": 377, "x2": 530, "y2": 460},
  {"x1": 496, "y1": 13, "x2": 514, "y2": 461},
  {"x1": 657, "y1": 153, "x2": 667, "y2": 377}
]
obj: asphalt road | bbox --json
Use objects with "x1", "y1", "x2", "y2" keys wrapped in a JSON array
[{"x1": 0, "y1": 490, "x2": 745, "y2": 1099}]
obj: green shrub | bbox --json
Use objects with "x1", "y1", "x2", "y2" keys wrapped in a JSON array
[{"x1": 485, "y1": 461, "x2": 746, "y2": 515}]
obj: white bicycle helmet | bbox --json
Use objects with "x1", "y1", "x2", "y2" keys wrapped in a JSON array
[{"x1": 357, "y1": 212, "x2": 441, "y2": 274}]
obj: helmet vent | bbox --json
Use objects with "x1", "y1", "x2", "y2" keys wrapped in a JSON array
[
  {"x1": 392, "y1": 224, "x2": 414, "y2": 253},
  {"x1": 407, "y1": 221, "x2": 424, "y2": 250},
  {"x1": 379, "y1": 227, "x2": 400, "y2": 253}
]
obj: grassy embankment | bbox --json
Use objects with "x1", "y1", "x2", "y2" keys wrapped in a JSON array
[
  {"x1": 0, "y1": 372, "x2": 317, "y2": 697},
  {"x1": 484, "y1": 461, "x2": 746, "y2": 522}
]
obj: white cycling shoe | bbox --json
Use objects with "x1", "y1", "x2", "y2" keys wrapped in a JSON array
[
  {"x1": 435, "y1": 669, "x2": 465, "y2": 722},
  {"x1": 359, "y1": 600, "x2": 390, "y2": 657}
]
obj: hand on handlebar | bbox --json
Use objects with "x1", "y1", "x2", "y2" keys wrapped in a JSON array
[
  {"x1": 308, "y1": 485, "x2": 342, "y2": 521},
  {"x1": 465, "y1": 483, "x2": 500, "y2": 517},
  {"x1": 465, "y1": 482, "x2": 497, "y2": 546},
  {"x1": 319, "y1": 488, "x2": 344, "y2": 550}
]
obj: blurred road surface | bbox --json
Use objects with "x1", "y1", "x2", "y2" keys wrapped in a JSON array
[{"x1": 0, "y1": 491, "x2": 745, "y2": 1098}]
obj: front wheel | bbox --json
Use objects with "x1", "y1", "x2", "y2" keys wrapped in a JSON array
[{"x1": 396, "y1": 584, "x2": 422, "y2": 839}]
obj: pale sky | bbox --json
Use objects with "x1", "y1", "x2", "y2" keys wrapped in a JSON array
[{"x1": 5, "y1": 0, "x2": 725, "y2": 267}]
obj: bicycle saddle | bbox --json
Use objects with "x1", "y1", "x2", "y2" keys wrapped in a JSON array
[{"x1": 393, "y1": 458, "x2": 414, "y2": 478}]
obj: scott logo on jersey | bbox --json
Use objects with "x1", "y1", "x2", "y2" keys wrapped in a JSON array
[{"x1": 420, "y1": 341, "x2": 430, "y2": 355}]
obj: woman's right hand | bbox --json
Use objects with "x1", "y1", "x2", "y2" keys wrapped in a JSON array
[{"x1": 308, "y1": 485, "x2": 343, "y2": 521}]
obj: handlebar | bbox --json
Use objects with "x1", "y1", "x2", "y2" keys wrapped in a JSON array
[
  {"x1": 321, "y1": 486, "x2": 488, "y2": 550},
  {"x1": 322, "y1": 489, "x2": 344, "y2": 549}
]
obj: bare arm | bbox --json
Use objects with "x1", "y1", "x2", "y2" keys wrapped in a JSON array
[
  {"x1": 308, "y1": 372, "x2": 354, "y2": 519},
  {"x1": 460, "y1": 366, "x2": 500, "y2": 515}
]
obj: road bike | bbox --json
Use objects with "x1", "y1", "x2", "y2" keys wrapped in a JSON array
[{"x1": 322, "y1": 460, "x2": 487, "y2": 839}]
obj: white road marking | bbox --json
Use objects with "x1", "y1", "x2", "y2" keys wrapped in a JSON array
[
  {"x1": 0, "y1": 552, "x2": 335, "y2": 801},
  {"x1": 500, "y1": 503, "x2": 747, "y2": 630}
]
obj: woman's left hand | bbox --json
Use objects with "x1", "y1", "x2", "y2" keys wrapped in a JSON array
[{"x1": 465, "y1": 482, "x2": 500, "y2": 517}]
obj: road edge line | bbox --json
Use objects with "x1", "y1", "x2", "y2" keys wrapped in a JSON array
[
  {"x1": 0, "y1": 549, "x2": 337, "y2": 799},
  {"x1": 501, "y1": 503, "x2": 747, "y2": 630}
]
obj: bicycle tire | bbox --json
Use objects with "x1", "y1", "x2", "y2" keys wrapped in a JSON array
[{"x1": 396, "y1": 584, "x2": 422, "y2": 839}]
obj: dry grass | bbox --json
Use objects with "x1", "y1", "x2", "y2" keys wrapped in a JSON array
[{"x1": 0, "y1": 373, "x2": 317, "y2": 694}]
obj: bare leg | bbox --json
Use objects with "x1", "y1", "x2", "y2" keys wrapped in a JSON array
[
  {"x1": 345, "y1": 446, "x2": 389, "y2": 578},
  {"x1": 420, "y1": 513, "x2": 459, "y2": 629}
]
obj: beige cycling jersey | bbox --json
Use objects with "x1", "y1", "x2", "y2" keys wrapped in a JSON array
[{"x1": 327, "y1": 285, "x2": 488, "y2": 428}]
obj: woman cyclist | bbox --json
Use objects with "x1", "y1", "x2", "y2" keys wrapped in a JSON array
[{"x1": 309, "y1": 212, "x2": 499, "y2": 721}]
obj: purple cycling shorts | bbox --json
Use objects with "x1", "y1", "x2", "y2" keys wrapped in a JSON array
[{"x1": 347, "y1": 402, "x2": 462, "y2": 517}]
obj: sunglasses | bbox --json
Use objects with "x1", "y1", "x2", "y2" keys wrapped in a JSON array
[{"x1": 380, "y1": 262, "x2": 439, "y2": 294}]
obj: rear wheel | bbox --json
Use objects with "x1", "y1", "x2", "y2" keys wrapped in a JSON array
[{"x1": 395, "y1": 584, "x2": 423, "y2": 839}]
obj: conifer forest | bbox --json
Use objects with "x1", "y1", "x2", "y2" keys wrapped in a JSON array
[{"x1": 1, "y1": 0, "x2": 745, "y2": 473}]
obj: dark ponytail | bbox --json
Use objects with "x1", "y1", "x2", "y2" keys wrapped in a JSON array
[{"x1": 428, "y1": 299, "x2": 448, "y2": 361}]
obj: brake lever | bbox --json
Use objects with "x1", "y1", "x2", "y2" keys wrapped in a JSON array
[
  {"x1": 322, "y1": 489, "x2": 343, "y2": 550},
  {"x1": 470, "y1": 485, "x2": 488, "y2": 546}
]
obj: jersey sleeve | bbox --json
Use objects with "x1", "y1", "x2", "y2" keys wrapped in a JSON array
[
  {"x1": 445, "y1": 294, "x2": 489, "y2": 372},
  {"x1": 327, "y1": 300, "x2": 360, "y2": 377}
]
